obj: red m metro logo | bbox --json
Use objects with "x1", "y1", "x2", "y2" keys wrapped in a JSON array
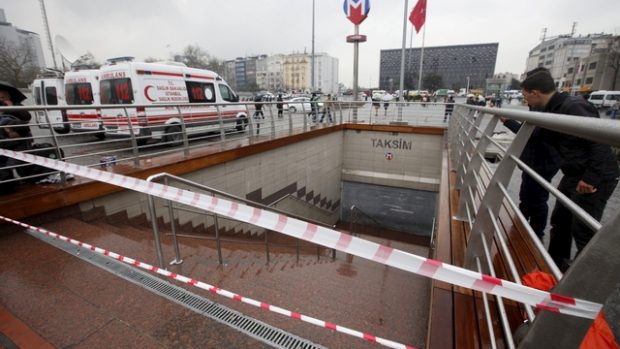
[{"x1": 343, "y1": 0, "x2": 370, "y2": 25}]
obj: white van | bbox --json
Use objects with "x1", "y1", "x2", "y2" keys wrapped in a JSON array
[
  {"x1": 32, "y1": 76, "x2": 70, "y2": 134},
  {"x1": 99, "y1": 61, "x2": 248, "y2": 145},
  {"x1": 589, "y1": 90, "x2": 620, "y2": 108},
  {"x1": 64, "y1": 69, "x2": 103, "y2": 138}
]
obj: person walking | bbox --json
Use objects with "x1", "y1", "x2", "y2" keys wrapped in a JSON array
[
  {"x1": 610, "y1": 100, "x2": 619, "y2": 120},
  {"x1": 309, "y1": 93, "x2": 320, "y2": 122},
  {"x1": 382, "y1": 93, "x2": 392, "y2": 117},
  {"x1": 519, "y1": 68, "x2": 619, "y2": 271},
  {"x1": 443, "y1": 95, "x2": 455, "y2": 123},
  {"x1": 319, "y1": 94, "x2": 333, "y2": 123},
  {"x1": 371, "y1": 96, "x2": 381, "y2": 116},
  {"x1": 253, "y1": 94, "x2": 264, "y2": 119},
  {"x1": 276, "y1": 94, "x2": 284, "y2": 118}
]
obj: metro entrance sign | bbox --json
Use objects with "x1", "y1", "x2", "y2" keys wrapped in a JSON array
[
  {"x1": 342, "y1": 0, "x2": 370, "y2": 25},
  {"x1": 343, "y1": 0, "x2": 369, "y2": 122}
]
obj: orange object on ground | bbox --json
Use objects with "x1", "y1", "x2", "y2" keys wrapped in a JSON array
[{"x1": 520, "y1": 271, "x2": 620, "y2": 349}]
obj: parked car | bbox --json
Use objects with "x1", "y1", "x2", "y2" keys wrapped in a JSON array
[{"x1": 283, "y1": 97, "x2": 323, "y2": 113}]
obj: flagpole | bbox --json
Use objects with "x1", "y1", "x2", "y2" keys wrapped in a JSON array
[
  {"x1": 397, "y1": 0, "x2": 408, "y2": 122},
  {"x1": 417, "y1": 24, "x2": 425, "y2": 91}
]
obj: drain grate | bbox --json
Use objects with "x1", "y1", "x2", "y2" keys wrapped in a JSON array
[{"x1": 28, "y1": 229, "x2": 326, "y2": 349}]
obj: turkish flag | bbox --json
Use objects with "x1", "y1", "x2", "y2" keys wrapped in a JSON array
[{"x1": 409, "y1": 0, "x2": 426, "y2": 33}]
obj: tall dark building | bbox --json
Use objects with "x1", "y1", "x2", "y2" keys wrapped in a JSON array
[{"x1": 379, "y1": 43, "x2": 498, "y2": 91}]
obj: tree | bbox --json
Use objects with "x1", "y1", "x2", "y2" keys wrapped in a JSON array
[
  {"x1": 423, "y1": 73, "x2": 443, "y2": 92},
  {"x1": 0, "y1": 38, "x2": 40, "y2": 87},
  {"x1": 509, "y1": 78, "x2": 521, "y2": 90},
  {"x1": 180, "y1": 44, "x2": 209, "y2": 69},
  {"x1": 178, "y1": 44, "x2": 225, "y2": 75}
]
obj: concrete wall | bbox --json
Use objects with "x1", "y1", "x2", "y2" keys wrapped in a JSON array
[{"x1": 78, "y1": 128, "x2": 443, "y2": 236}]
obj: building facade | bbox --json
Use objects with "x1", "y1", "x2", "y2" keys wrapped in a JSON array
[
  {"x1": 283, "y1": 53, "x2": 310, "y2": 93},
  {"x1": 379, "y1": 43, "x2": 499, "y2": 91},
  {"x1": 256, "y1": 54, "x2": 285, "y2": 92},
  {"x1": 525, "y1": 34, "x2": 620, "y2": 93},
  {"x1": 224, "y1": 52, "x2": 339, "y2": 93},
  {"x1": 0, "y1": 9, "x2": 46, "y2": 69},
  {"x1": 485, "y1": 72, "x2": 519, "y2": 95}
]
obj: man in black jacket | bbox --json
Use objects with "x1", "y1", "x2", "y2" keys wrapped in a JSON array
[
  {"x1": 500, "y1": 68, "x2": 561, "y2": 240},
  {"x1": 520, "y1": 69, "x2": 619, "y2": 270}
]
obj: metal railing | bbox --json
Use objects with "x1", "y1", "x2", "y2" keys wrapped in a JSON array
[
  {"x1": 449, "y1": 102, "x2": 620, "y2": 348},
  {"x1": 0, "y1": 100, "x2": 451, "y2": 189},
  {"x1": 145, "y1": 172, "x2": 337, "y2": 268}
]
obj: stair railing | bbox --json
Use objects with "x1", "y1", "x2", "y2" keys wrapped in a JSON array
[{"x1": 146, "y1": 172, "x2": 336, "y2": 267}]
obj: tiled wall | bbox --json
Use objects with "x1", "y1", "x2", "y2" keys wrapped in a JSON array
[
  {"x1": 342, "y1": 130, "x2": 442, "y2": 191},
  {"x1": 81, "y1": 132, "x2": 345, "y2": 233}
]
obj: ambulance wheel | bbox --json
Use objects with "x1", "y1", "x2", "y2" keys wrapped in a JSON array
[
  {"x1": 163, "y1": 125, "x2": 183, "y2": 146},
  {"x1": 288, "y1": 106, "x2": 297, "y2": 113},
  {"x1": 95, "y1": 131, "x2": 106, "y2": 140},
  {"x1": 236, "y1": 116, "x2": 248, "y2": 131}
]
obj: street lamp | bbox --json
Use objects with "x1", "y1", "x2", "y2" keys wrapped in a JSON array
[{"x1": 466, "y1": 76, "x2": 470, "y2": 93}]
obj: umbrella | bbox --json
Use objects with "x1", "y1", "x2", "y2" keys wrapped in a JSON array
[
  {"x1": 382, "y1": 94, "x2": 393, "y2": 101},
  {"x1": 0, "y1": 81, "x2": 27, "y2": 103},
  {"x1": 466, "y1": 94, "x2": 475, "y2": 98}
]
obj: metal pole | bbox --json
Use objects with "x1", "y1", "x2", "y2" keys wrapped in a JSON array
[
  {"x1": 352, "y1": 24, "x2": 360, "y2": 123},
  {"x1": 165, "y1": 176, "x2": 183, "y2": 265},
  {"x1": 146, "y1": 194, "x2": 166, "y2": 268},
  {"x1": 38, "y1": 0, "x2": 58, "y2": 70},
  {"x1": 397, "y1": 0, "x2": 409, "y2": 122},
  {"x1": 311, "y1": 0, "x2": 315, "y2": 92},
  {"x1": 417, "y1": 25, "x2": 426, "y2": 91}
]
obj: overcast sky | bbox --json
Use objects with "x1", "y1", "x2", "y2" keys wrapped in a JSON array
[{"x1": 2, "y1": 0, "x2": 619, "y2": 87}]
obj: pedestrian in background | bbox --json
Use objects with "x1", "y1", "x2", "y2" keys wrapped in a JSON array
[
  {"x1": 320, "y1": 94, "x2": 333, "y2": 123},
  {"x1": 382, "y1": 93, "x2": 392, "y2": 117},
  {"x1": 276, "y1": 94, "x2": 283, "y2": 118},
  {"x1": 611, "y1": 100, "x2": 619, "y2": 120},
  {"x1": 253, "y1": 94, "x2": 264, "y2": 119},
  {"x1": 309, "y1": 93, "x2": 320, "y2": 122},
  {"x1": 443, "y1": 95, "x2": 455, "y2": 122},
  {"x1": 372, "y1": 96, "x2": 381, "y2": 116},
  {"x1": 520, "y1": 68, "x2": 619, "y2": 271}
]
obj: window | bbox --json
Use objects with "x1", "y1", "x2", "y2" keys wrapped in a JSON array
[
  {"x1": 218, "y1": 84, "x2": 238, "y2": 102},
  {"x1": 100, "y1": 78, "x2": 134, "y2": 104},
  {"x1": 45, "y1": 87, "x2": 58, "y2": 105},
  {"x1": 588, "y1": 62, "x2": 597, "y2": 70},
  {"x1": 567, "y1": 67, "x2": 574, "y2": 74},
  {"x1": 186, "y1": 81, "x2": 215, "y2": 103},
  {"x1": 585, "y1": 77, "x2": 594, "y2": 84},
  {"x1": 65, "y1": 83, "x2": 94, "y2": 105}
]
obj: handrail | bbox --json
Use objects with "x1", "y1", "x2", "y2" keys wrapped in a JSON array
[
  {"x1": 268, "y1": 193, "x2": 337, "y2": 222},
  {"x1": 450, "y1": 102, "x2": 620, "y2": 348},
  {"x1": 145, "y1": 172, "x2": 337, "y2": 267},
  {"x1": 349, "y1": 204, "x2": 382, "y2": 226}
]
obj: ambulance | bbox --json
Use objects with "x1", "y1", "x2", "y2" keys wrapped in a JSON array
[
  {"x1": 32, "y1": 72, "x2": 70, "y2": 134},
  {"x1": 64, "y1": 69, "x2": 103, "y2": 139},
  {"x1": 99, "y1": 60, "x2": 248, "y2": 145}
]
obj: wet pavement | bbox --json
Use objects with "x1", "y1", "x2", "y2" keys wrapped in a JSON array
[{"x1": 0, "y1": 213, "x2": 430, "y2": 348}]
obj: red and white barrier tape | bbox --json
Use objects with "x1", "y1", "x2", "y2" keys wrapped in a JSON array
[
  {"x1": 0, "y1": 216, "x2": 417, "y2": 349},
  {"x1": 0, "y1": 149, "x2": 602, "y2": 319}
]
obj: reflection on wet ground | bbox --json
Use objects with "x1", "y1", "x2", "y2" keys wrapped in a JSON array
[{"x1": 0, "y1": 213, "x2": 431, "y2": 348}]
